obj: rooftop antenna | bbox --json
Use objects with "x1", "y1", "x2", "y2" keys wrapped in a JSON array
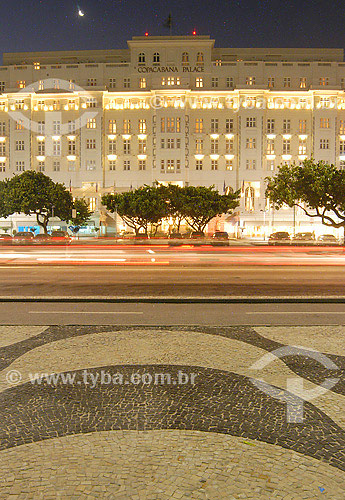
[{"x1": 163, "y1": 13, "x2": 173, "y2": 36}]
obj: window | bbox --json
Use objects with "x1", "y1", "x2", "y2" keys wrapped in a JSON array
[
  {"x1": 53, "y1": 140, "x2": 61, "y2": 156},
  {"x1": 124, "y1": 160, "x2": 130, "y2": 171},
  {"x1": 38, "y1": 80, "x2": 44, "y2": 90},
  {"x1": 245, "y1": 186, "x2": 255, "y2": 211},
  {"x1": 0, "y1": 122, "x2": 4, "y2": 135},
  {"x1": 246, "y1": 117, "x2": 256, "y2": 128},
  {"x1": 246, "y1": 138, "x2": 256, "y2": 149},
  {"x1": 17, "y1": 81, "x2": 26, "y2": 89},
  {"x1": 283, "y1": 77, "x2": 291, "y2": 88},
  {"x1": 167, "y1": 160, "x2": 175, "y2": 173},
  {"x1": 53, "y1": 121, "x2": 61, "y2": 134},
  {"x1": 88, "y1": 197, "x2": 96, "y2": 210},
  {"x1": 86, "y1": 98, "x2": 97, "y2": 108},
  {"x1": 215, "y1": 59, "x2": 222, "y2": 66},
  {"x1": 0, "y1": 82, "x2": 4, "y2": 92},
  {"x1": 299, "y1": 120, "x2": 307, "y2": 133},
  {"x1": 0, "y1": 143, "x2": 5, "y2": 155},
  {"x1": 15, "y1": 120, "x2": 24, "y2": 130},
  {"x1": 320, "y1": 118, "x2": 330, "y2": 129},
  {"x1": 109, "y1": 160, "x2": 116, "y2": 171},
  {"x1": 68, "y1": 140, "x2": 76, "y2": 154},
  {"x1": 182, "y1": 52, "x2": 189, "y2": 64},
  {"x1": 340, "y1": 161, "x2": 345, "y2": 170},
  {"x1": 196, "y1": 52, "x2": 204, "y2": 64},
  {"x1": 37, "y1": 161, "x2": 44, "y2": 172},
  {"x1": 211, "y1": 119, "x2": 219, "y2": 133},
  {"x1": 283, "y1": 119, "x2": 291, "y2": 133},
  {"x1": 87, "y1": 78, "x2": 97, "y2": 87},
  {"x1": 299, "y1": 140, "x2": 307, "y2": 155},
  {"x1": 109, "y1": 78, "x2": 116, "y2": 89},
  {"x1": 320, "y1": 139, "x2": 329, "y2": 149},
  {"x1": 153, "y1": 53, "x2": 160, "y2": 63},
  {"x1": 226, "y1": 139, "x2": 234, "y2": 154},
  {"x1": 86, "y1": 139, "x2": 96, "y2": 149},
  {"x1": 123, "y1": 139, "x2": 130, "y2": 154},
  {"x1": 211, "y1": 160, "x2": 218, "y2": 170},
  {"x1": 138, "y1": 160, "x2": 146, "y2": 171},
  {"x1": 211, "y1": 139, "x2": 218, "y2": 154},
  {"x1": 108, "y1": 139, "x2": 116, "y2": 154},
  {"x1": 16, "y1": 161, "x2": 25, "y2": 172},
  {"x1": 138, "y1": 52, "x2": 145, "y2": 63},
  {"x1": 34, "y1": 62, "x2": 40, "y2": 70},
  {"x1": 340, "y1": 120, "x2": 345, "y2": 134},
  {"x1": 167, "y1": 138, "x2": 174, "y2": 149},
  {"x1": 86, "y1": 160, "x2": 96, "y2": 171},
  {"x1": 267, "y1": 119, "x2": 275, "y2": 133},
  {"x1": 226, "y1": 160, "x2": 233, "y2": 171},
  {"x1": 300, "y1": 77, "x2": 307, "y2": 89},
  {"x1": 266, "y1": 139, "x2": 275, "y2": 154},
  {"x1": 246, "y1": 160, "x2": 256, "y2": 170},
  {"x1": 139, "y1": 77, "x2": 146, "y2": 89},
  {"x1": 319, "y1": 77, "x2": 329, "y2": 86},
  {"x1": 226, "y1": 77, "x2": 234, "y2": 88},
  {"x1": 268, "y1": 77, "x2": 275, "y2": 88},
  {"x1": 52, "y1": 100, "x2": 60, "y2": 111},
  {"x1": 246, "y1": 76, "x2": 255, "y2": 86},
  {"x1": 195, "y1": 118, "x2": 203, "y2": 133},
  {"x1": 196, "y1": 77, "x2": 203, "y2": 88},
  {"x1": 15, "y1": 140, "x2": 24, "y2": 151},
  {"x1": 38, "y1": 141, "x2": 45, "y2": 155},
  {"x1": 69, "y1": 79, "x2": 75, "y2": 90},
  {"x1": 87, "y1": 118, "x2": 96, "y2": 129},
  {"x1": 53, "y1": 79, "x2": 60, "y2": 90},
  {"x1": 282, "y1": 139, "x2": 291, "y2": 154},
  {"x1": 124, "y1": 120, "x2": 131, "y2": 134},
  {"x1": 138, "y1": 119, "x2": 146, "y2": 134},
  {"x1": 108, "y1": 120, "x2": 117, "y2": 134},
  {"x1": 68, "y1": 161, "x2": 76, "y2": 172},
  {"x1": 266, "y1": 160, "x2": 275, "y2": 171},
  {"x1": 167, "y1": 117, "x2": 175, "y2": 133},
  {"x1": 161, "y1": 118, "x2": 165, "y2": 133},
  {"x1": 211, "y1": 77, "x2": 218, "y2": 88},
  {"x1": 38, "y1": 121, "x2": 45, "y2": 134},
  {"x1": 196, "y1": 160, "x2": 203, "y2": 170},
  {"x1": 123, "y1": 78, "x2": 130, "y2": 88},
  {"x1": 226, "y1": 119, "x2": 234, "y2": 133},
  {"x1": 320, "y1": 97, "x2": 330, "y2": 108},
  {"x1": 53, "y1": 161, "x2": 60, "y2": 172},
  {"x1": 162, "y1": 76, "x2": 180, "y2": 86},
  {"x1": 138, "y1": 139, "x2": 146, "y2": 154},
  {"x1": 195, "y1": 139, "x2": 203, "y2": 153},
  {"x1": 341, "y1": 78, "x2": 345, "y2": 90},
  {"x1": 15, "y1": 100, "x2": 24, "y2": 110},
  {"x1": 68, "y1": 120, "x2": 76, "y2": 133}
]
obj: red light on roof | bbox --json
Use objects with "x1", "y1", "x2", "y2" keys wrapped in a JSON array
[
  {"x1": 192, "y1": 30, "x2": 196, "y2": 35},
  {"x1": 145, "y1": 32, "x2": 149, "y2": 36}
]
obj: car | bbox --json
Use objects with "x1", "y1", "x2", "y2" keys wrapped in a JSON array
[
  {"x1": 317, "y1": 234, "x2": 339, "y2": 245},
  {"x1": 0, "y1": 234, "x2": 12, "y2": 246},
  {"x1": 190, "y1": 231, "x2": 206, "y2": 246},
  {"x1": 12, "y1": 231, "x2": 35, "y2": 245},
  {"x1": 34, "y1": 233, "x2": 52, "y2": 245},
  {"x1": 291, "y1": 232, "x2": 316, "y2": 245},
  {"x1": 50, "y1": 230, "x2": 71, "y2": 244},
  {"x1": 168, "y1": 232, "x2": 184, "y2": 246},
  {"x1": 211, "y1": 231, "x2": 229, "y2": 246},
  {"x1": 268, "y1": 231, "x2": 291, "y2": 245}
]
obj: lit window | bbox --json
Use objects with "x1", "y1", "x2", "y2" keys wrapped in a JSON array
[
  {"x1": 299, "y1": 120, "x2": 307, "y2": 133},
  {"x1": 109, "y1": 120, "x2": 116, "y2": 134},
  {"x1": 299, "y1": 140, "x2": 307, "y2": 155},
  {"x1": 245, "y1": 186, "x2": 255, "y2": 211},
  {"x1": 319, "y1": 77, "x2": 329, "y2": 86},
  {"x1": 246, "y1": 76, "x2": 255, "y2": 86},
  {"x1": 246, "y1": 138, "x2": 256, "y2": 149},
  {"x1": 340, "y1": 120, "x2": 345, "y2": 134},
  {"x1": 69, "y1": 79, "x2": 75, "y2": 90},
  {"x1": 17, "y1": 81, "x2": 26, "y2": 89},
  {"x1": 226, "y1": 160, "x2": 233, "y2": 171},
  {"x1": 195, "y1": 118, "x2": 203, "y2": 133},
  {"x1": 139, "y1": 77, "x2": 146, "y2": 89},
  {"x1": 268, "y1": 77, "x2": 275, "y2": 88},
  {"x1": 123, "y1": 119, "x2": 131, "y2": 134},
  {"x1": 138, "y1": 119, "x2": 146, "y2": 133},
  {"x1": 87, "y1": 118, "x2": 96, "y2": 129},
  {"x1": 320, "y1": 118, "x2": 330, "y2": 129},
  {"x1": 283, "y1": 77, "x2": 291, "y2": 88},
  {"x1": 195, "y1": 139, "x2": 203, "y2": 153},
  {"x1": 300, "y1": 77, "x2": 307, "y2": 88},
  {"x1": 196, "y1": 52, "x2": 204, "y2": 65},
  {"x1": 266, "y1": 139, "x2": 274, "y2": 154},
  {"x1": 196, "y1": 77, "x2": 203, "y2": 88},
  {"x1": 34, "y1": 62, "x2": 40, "y2": 70},
  {"x1": 15, "y1": 120, "x2": 24, "y2": 130},
  {"x1": 138, "y1": 139, "x2": 146, "y2": 154}
]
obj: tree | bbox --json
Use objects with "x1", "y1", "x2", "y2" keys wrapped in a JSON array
[
  {"x1": 159, "y1": 183, "x2": 187, "y2": 232},
  {"x1": 2, "y1": 171, "x2": 73, "y2": 234},
  {"x1": 178, "y1": 185, "x2": 240, "y2": 232},
  {"x1": 67, "y1": 198, "x2": 93, "y2": 233},
  {"x1": 102, "y1": 186, "x2": 169, "y2": 236},
  {"x1": 266, "y1": 159, "x2": 345, "y2": 240}
]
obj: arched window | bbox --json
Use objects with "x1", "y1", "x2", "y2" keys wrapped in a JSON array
[
  {"x1": 245, "y1": 187, "x2": 255, "y2": 212},
  {"x1": 196, "y1": 52, "x2": 204, "y2": 64},
  {"x1": 153, "y1": 52, "x2": 160, "y2": 63},
  {"x1": 182, "y1": 52, "x2": 189, "y2": 64},
  {"x1": 138, "y1": 52, "x2": 145, "y2": 63}
]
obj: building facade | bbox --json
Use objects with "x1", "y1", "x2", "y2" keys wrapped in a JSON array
[{"x1": 0, "y1": 35, "x2": 345, "y2": 236}]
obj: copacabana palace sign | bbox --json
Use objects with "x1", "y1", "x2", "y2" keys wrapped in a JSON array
[{"x1": 137, "y1": 66, "x2": 204, "y2": 73}]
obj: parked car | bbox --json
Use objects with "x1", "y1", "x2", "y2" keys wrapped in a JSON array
[
  {"x1": 291, "y1": 232, "x2": 316, "y2": 245},
  {"x1": 268, "y1": 231, "x2": 291, "y2": 245},
  {"x1": 168, "y1": 232, "x2": 184, "y2": 246},
  {"x1": 50, "y1": 230, "x2": 71, "y2": 244},
  {"x1": 317, "y1": 234, "x2": 339, "y2": 245},
  {"x1": 190, "y1": 231, "x2": 206, "y2": 246},
  {"x1": 211, "y1": 231, "x2": 229, "y2": 246},
  {"x1": 0, "y1": 234, "x2": 12, "y2": 246},
  {"x1": 34, "y1": 233, "x2": 52, "y2": 245},
  {"x1": 12, "y1": 231, "x2": 35, "y2": 245}
]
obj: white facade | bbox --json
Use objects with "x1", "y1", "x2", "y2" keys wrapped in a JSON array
[{"x1": 1, "y1": 36, "x2": 345, "y2": 236}]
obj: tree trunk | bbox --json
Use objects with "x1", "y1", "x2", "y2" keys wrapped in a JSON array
[{"x1": 36, "y1": 214, "x2": 49, "y2": 234}]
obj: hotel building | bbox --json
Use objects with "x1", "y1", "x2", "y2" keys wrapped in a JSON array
[{"x1": 0, "y1": 35, "x2": 345, "y2": 236}]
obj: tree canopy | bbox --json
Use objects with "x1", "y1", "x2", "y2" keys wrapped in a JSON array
[
  {"x1": 68, "y1": 198, "x2": 93, "y2": 232},
  {"x1": 266, "y1": 159, "x2": 345, "y2": 232},
  {"x1": 0, "y1": 171, "x2": 73, "y2": 233}
]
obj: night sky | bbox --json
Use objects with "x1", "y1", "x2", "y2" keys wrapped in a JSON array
[{"x1": 1, "y1": 0, "x2": 345, "y2": 55}]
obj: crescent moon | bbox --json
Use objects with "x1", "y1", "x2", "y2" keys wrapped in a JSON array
[{"x1": 78, "y1": 9, "x2": 85, "y2": 17}]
